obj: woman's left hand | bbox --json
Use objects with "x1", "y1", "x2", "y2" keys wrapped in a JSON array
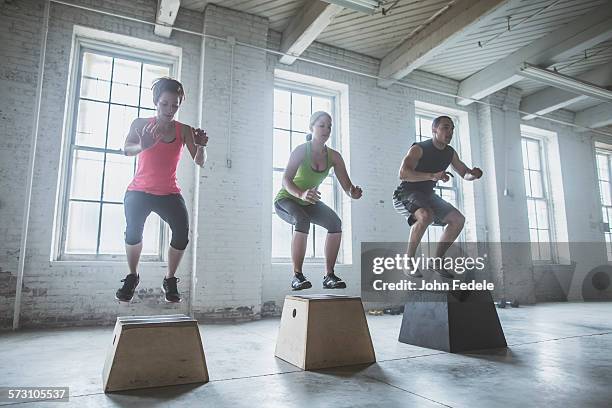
[
  {"x1": 350, "y1": 185, "x2": 363, "y2": 199},
  {"x1": 193, "y1": 128, "x2": 208, "y2": 146}
]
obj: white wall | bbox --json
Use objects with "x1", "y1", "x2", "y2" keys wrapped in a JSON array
[{"x1": 191, "y1": 5, "x2": 270, "y2": 318}]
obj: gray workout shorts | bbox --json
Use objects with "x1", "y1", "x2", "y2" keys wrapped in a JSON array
[{"x1": 392, "y1": 188, "x2": 456, "y2": 227}]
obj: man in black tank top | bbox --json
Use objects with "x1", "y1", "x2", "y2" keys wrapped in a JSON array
[{"x1": 393, "y1": 116, "x2": 482, "y2": 278}]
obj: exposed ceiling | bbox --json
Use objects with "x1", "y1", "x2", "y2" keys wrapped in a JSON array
[{"x1": 178, "y1": 0, "x2": 612, "y2": 129}]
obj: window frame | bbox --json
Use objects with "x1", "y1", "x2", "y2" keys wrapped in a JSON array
[
  {"x1": 271, "y1": 80, "x2": 342, "y2": 263},
  {"x1": 521, "y1": 133, "x2": 555, "y2": 263},
  {"x1": 54, "y1": 36, "x2": 179, "y2": 262},
  {"x1": 596, "y1": 148, "x2": 612, "y2": 261}
]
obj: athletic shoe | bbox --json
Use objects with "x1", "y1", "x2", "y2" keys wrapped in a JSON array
[
  {"x1": 115, "y1": 274, "x2": 139, "y2": 302},
  {"x1": 292, "y1": 272, "x2": 312, "y2": 290},
  {"x1": 162, "y1": 277, "x2": 182, "y2": 303},
  {"x1": 323, "y1": 273, "x2": 347, "y2": 289}
]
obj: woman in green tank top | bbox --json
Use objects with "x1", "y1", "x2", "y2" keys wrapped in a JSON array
[{"x1": 274, "y1": 111, "x2": 363, "y2": 290}]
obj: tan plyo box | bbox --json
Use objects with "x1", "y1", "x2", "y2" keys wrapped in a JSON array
[
  {"x1": 275, "y1": 295, "x2": 376, "y2": 370},
  {"x1": 102, "y1": 314, "x2": 208, "y2": 392}
]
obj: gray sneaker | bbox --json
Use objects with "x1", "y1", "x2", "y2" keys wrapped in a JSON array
[
  {"x1": 323, "y1": 273, "x2": 346, "y2": 289},
  {"x1": 292, "y1": 273, "x2": 312, "y2": 290}
]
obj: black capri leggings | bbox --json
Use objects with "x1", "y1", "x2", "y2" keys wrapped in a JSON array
[
  {"x1": 274, "y1": 198, "x2": 342, "y2": 234},
  {"x1": 124, "y1": 190, "x2": 189, "y2": 250}
]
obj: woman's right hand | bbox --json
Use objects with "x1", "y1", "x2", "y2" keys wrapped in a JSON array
[
  {"x1": 136, "y1": 120, "x2": 160, "y2": 151},
  {"x1": 300, "y1": 188, "x2": 321, "y2": 204}
]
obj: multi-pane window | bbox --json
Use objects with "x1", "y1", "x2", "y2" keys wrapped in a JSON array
[
  {"x1": 61, "y1": 50, "x2": 171, "y2": 259},
  {"x1": 596, "y1": 150, "x2": 612, "y2": 261},
  {"x1": 272, "y1": 86, "x2": 338, "y2": 260},
  {"x1": 414, "y1": 113, "x2": 462, "y2": 244},
  {"x1": 521, "y1": 136, "x2": 552, "y2": 261}
]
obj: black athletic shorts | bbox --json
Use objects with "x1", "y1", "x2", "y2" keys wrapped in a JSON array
[{"x1": 393, "y1": 187, "x2": 456, "y2": 227}]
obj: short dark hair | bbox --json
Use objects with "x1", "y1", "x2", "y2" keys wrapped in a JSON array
[
  {"x1": 432, "y1": 115, "x2": 453, "y2": 128},
  {"x1": 151, "y1": 77, "x2": 185, "y2": 105}
]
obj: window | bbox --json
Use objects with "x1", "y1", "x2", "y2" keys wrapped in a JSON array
[
  {"x1": 596, "y1": 150, "x2": 612, "y2": 261},
  {"x1": 59, "y1": 49, "x2": 172, "y2": 259},
  {"x1": 272, "y1": 85, "x2": 339, "y2": 260},
  {"x1": 414, "y1": 112, "x2": 463, "y2": 244},
  {"x1": 521, "y1": 136, "x2": 552, "y2": 261}
]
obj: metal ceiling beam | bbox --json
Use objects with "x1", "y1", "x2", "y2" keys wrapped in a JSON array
[{"x1": 457, "y1": 3, "x2": 612, "y2": 106}]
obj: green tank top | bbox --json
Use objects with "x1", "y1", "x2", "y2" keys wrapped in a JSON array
[{"x1": 275, "y1": 141, "x2": 333, "y2": 206}]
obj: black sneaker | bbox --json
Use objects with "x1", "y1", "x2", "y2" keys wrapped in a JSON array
[
  {"x1": 116, "y1": 274, "x2": 139, "y2": 302},
  {"x1": 292, "y1": 272, "x2": 312, "y2": 290},
  {"x1": 162, "y1": 277, "x2": 182, "y2": 303},
  {"x1": 323, "y1": 273, "x2": 346, "y2": 289}
]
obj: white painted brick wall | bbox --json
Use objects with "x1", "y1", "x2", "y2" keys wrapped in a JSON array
[
  {"x1": 0, "y1": 0, "x2": 49, "y2": 327},
  {"x1": 477, "y1": 90, "x2": 536, "y2": 304},
  {"x1": 191, "y1": 5, "x2": 269, "y2": 316}
]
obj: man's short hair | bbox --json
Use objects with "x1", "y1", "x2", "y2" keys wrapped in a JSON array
[{"x1": 432, "y1": 115, "x2": 453, "y2": 128}]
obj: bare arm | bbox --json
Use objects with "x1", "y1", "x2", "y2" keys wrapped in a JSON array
[
  {"x1": 450, "y1": 151, "x2": 469, "y2": 178},
  {"x1": 399, "y1": 145, "x2": 432, "y2": 181},
  {"x1": 451, "y1": 151, "x2": 482, "y2": 181},
  {"x1": 399, "y1": 144, "x2": 451, "y2": 183},
  {"x1": 331, "y1": 150, "x2": 362, "y2": 199},
  {"x1": 282, "y1": 145, "x2": 319, "y2": 204},
  {"x1": 123, "y1": 118, "x2": 148, "y2": 156},
  {"x1": 183, "y1": 125, "x2": 207, "y2": 167}
]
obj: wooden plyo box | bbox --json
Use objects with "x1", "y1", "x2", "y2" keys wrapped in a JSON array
[
  {"x1": 275, "y1": 295, "x2": 376, "y2": 370},
  {"x1": 102, "y1": 314, "x2": 208, "y2": 392}
]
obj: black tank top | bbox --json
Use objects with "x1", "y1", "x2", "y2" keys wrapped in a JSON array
[{"x1": 400, "y1": 139, "x2": 455, "y2": 192}]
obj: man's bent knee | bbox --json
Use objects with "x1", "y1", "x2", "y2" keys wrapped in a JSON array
[
  {"x1": 445, "y1": 211, "x2": 465, "y2": 228},
  {"x1": 414, "y1": 208, "x2": 434, "y2": 224}
]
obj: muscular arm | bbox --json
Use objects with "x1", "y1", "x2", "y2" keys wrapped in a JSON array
[
  {"x1": 398, "y1": 145, "x2": 434, "y2": 182},
  {"x1": 450, "y1": 151, "x2": 469, "y2": 178}
]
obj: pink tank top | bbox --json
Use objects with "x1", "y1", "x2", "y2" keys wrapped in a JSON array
[{"x1": 127, "y1": 120, "x2": 183, "y2": 195}]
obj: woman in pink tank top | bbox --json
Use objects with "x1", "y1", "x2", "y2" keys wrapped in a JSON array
[{"x1": 115, "y1": 77, "x2": 209, "y2": 304}]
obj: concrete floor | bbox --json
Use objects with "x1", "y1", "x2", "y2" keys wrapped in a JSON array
[{"x1": 1, "y1": 302, "x2": 611, "y2": 407}]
